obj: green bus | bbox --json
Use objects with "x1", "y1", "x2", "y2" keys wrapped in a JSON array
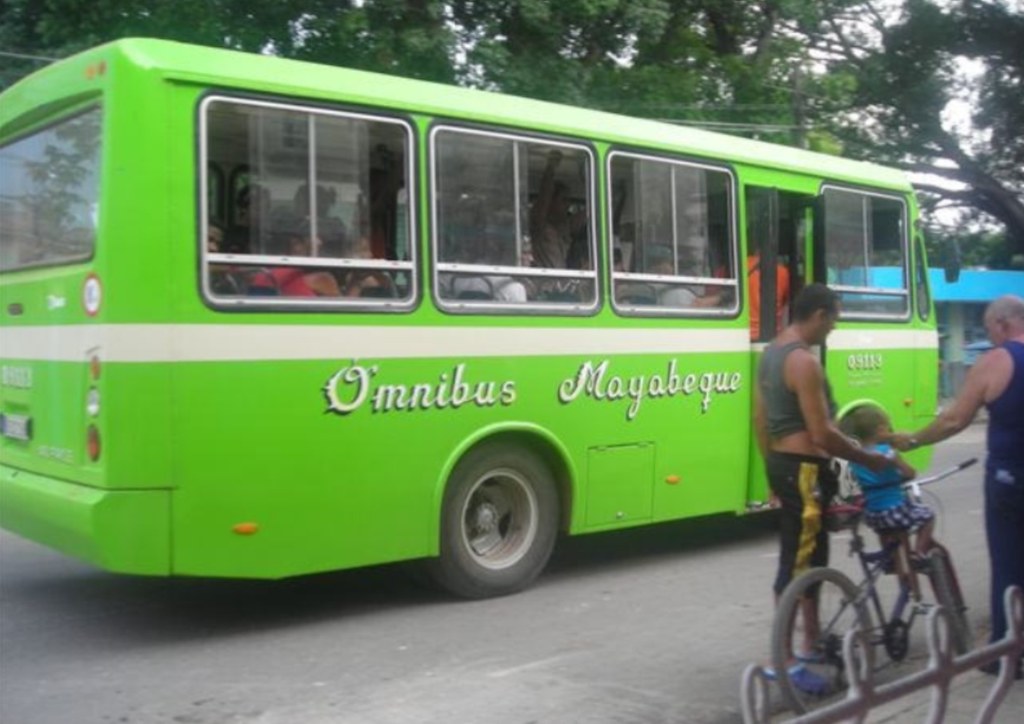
[{"x1": 0, "y1": 39, "x2": 938, "y2": 598}]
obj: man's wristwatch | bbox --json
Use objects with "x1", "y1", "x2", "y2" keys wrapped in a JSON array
[{"x1": 907, "y1": 437, "x2": 920, "y2": 450}]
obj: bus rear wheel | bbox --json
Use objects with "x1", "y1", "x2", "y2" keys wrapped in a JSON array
[{"x1": 430, "y1": 443, "x2": 559, "y2": 599}]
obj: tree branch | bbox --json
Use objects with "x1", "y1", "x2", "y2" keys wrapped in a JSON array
[
  {"x1": 862, "y1": 1, "x2": 889, "y2": 35},
  {"x1": 901, "y1": 162, "x2": 970, "y2": 182},
  {"x1": 912, "y1": 183, "x2": 976, "y2": 201},
  {"x1": 819, "y1": 16, "x2": 868, "y2": 68}
]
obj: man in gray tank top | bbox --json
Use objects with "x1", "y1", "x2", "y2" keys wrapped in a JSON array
[{"x1": 754, "y1": 283, "x2": 888, "y2": 691}]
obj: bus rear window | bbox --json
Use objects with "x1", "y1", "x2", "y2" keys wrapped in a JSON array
[{"x1": 0, "y1": 108, "x2": 101, "y2": 272}]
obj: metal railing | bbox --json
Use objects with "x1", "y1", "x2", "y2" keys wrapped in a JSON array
[{"x1": 740, "y1": 586, "x2": 1023, "y2": 724}]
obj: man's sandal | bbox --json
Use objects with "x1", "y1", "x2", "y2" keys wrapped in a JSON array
[{"x1": 762, "y1": 663, "x2": 831, "y2": 696}]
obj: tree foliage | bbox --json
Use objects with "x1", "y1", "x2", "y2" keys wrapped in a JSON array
[
  {"x1": 786, "y1": 0, "x2": 1024, "y2": 261},
  {"x1": 1, "y1": 1, "x2": 1020, "y2": 264},
  {"x1": 0, "y1": 1, "x2": 458, "y2": 84}
]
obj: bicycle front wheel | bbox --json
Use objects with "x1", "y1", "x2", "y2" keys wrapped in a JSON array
[{"x1": 771, "y1": 567, "x2": 875, "y2": 715}]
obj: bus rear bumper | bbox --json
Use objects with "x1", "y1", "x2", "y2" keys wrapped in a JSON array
[{"x1": 0, "y1": 464, "x2": 170, "y2": 574}]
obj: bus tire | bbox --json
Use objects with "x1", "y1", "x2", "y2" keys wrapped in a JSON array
[{"x1": 429, "y1": 442, "x2": 559, "y2": 599}]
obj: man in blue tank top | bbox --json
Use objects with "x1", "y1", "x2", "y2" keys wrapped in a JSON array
[{"x1": 892, "y1": 294, "x2": 1024, "y2": 678}]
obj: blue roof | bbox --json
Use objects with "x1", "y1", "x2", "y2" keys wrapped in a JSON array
[
  {"x1": 929, "y1": 269, "x2": 1024, "y2": 302},
  {"x1": 865, "y1": 267, "x2": 1022, "y2": 303}
]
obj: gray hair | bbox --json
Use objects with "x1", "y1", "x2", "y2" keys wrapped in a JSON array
[{"x1": 985, "y1": 295, "x2": 1024, "y2": 324}]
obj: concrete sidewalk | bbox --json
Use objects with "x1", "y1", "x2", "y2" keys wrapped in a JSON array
[{"x1": 869, "y1": 669, "x2": 1024, "y2": 723}]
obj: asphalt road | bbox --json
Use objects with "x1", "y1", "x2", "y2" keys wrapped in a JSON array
[{"x1": 0, "y1": 428, "x2": 991, "y2": 724}]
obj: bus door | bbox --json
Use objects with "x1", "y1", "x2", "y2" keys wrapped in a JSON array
[
  {"x1": 744, "y1": 187, "x2": 813, "y2": 343},
  {"x1": 744, "y1": 186, "x2": 814, "y2": 505}
]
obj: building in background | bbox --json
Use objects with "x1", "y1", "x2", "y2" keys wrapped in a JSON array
[{"x1": 930, "y1": 269, "x2": 1024, "y2": 398}]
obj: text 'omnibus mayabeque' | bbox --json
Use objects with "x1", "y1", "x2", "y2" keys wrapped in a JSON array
[{"x1": 0, "y1": 39, "x2": 939, "y2": 597}]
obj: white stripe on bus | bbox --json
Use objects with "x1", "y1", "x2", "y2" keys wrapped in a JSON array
[{"x1": 0, "y1": 325, "x2": 937, "y2": 363}]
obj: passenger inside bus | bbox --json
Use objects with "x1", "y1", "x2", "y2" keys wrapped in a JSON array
[
  {"x1": 613, "y1": 247, "x2": 658, "y2": 305},
  {"x1": 530, "y1": 150, "x2": 587, "y2": 269},
  {"x1": 369, "y1": 162, "x2": 402, "y2": 260},
  {"x1": 225, "y1": 183, "x2": 272, "y2": 255},
  {"x1": 207, "y1": 222, "x2": 224, "y2": 253},
  {"x1": 645, "y1": 246, "x2": 709, "y2": 307},
  {"x1": 340, "y1": 235, "x2": 392, "y2": 298},
  {"x1": 207, "y1": 222, "x2": 243, "y2": 295},
  {"x1": 649, "y1": 253, "x2": 698, "y2": 307},
  {"x1": 748, "y1": 246, "x2": 791, "y2": 341},
  {"x1": 448, "y1": 234, "x2": 529, "y2": 302},
  {"x1": 274, "y1": 184, "x2": 349, "y2": 256},
  {"x1": 612, "y1": 246, "x2": 626, "y2": 273},
  {"x1": 249, "y1": 229, "x2": 341, "y2": 297}
]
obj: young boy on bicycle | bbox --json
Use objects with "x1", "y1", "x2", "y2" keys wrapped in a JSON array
[{"x1": 848, "y1": 407, "x2": 937, "y2": 559}]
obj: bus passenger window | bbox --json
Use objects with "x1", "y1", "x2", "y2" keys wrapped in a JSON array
[
  {"x1": 202, "y1": 97, "x2": 415, "y2": 307},
  {"x1": 432, "y1": 127, "x2": 596, "y2": 311},
  {"x1": 608, "y1": 153, "x2": 736, "y2": 315}
]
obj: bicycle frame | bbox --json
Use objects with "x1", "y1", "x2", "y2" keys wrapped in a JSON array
[
  {"x1": 847, "y1": 519, "x2": 919, "y2": 647},
  {"x1": 843, "y1": 459, "x2": 976, "y2": 651}
]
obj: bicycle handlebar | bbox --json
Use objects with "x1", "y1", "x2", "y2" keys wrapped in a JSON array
[{"x1": 903, "y1": 457, "x2": 978, "y2": 500}]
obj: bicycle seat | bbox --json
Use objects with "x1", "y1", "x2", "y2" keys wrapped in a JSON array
[{"x1": 824, "y1": 499, "x2": 864, "y2": 532}]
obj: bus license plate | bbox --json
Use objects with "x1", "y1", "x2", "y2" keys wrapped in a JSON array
[{"x1": 0, "y1": 413, "x2": 32, "y2": 441}]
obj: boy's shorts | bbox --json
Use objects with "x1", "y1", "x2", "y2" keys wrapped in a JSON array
[{"x1": 865, "y1": 500, "x2": 934, "y2": 533}]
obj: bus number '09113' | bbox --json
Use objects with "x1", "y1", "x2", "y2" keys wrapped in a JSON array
[{"x1": 847, "y1": 353, "x2": 883, "y2": 371}]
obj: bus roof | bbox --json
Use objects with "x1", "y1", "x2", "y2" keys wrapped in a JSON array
[{"x1": 1, "y1": 37, "x2": 912, "y2": 193}]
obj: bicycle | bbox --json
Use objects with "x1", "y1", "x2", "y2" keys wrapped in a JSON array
[{"x1": 770, "y1": 458, "x2": 977, "y2": 714}]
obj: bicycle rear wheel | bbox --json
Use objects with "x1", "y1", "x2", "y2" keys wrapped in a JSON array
[
  {"x1": 771, "y1": 567, "x2": 874, "y2": 715},
  {"x1": 928, "y1": 547, "x2": 971, "y2": 655}
]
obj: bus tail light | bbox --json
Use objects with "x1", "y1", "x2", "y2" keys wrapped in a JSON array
[
  {"x1": 86, "y1": 387, "x2": 100, "y2": 417},
  {"x1": 86, "y1": 425, "x2": 101, "y2": 461}
]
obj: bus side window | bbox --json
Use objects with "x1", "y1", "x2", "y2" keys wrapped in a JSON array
[
  {"x1": 432, "y1": 128, "x2": 596, "y2": 309},
  {"x1": 202, "y1": 98, "x2": 416, "y2": 307},
  {"x1": 609, "y1": 152, "x2": 736, "y2": 314},
  {"x1": 822, "y1": 188, "x2": 909, "y2": 318}
]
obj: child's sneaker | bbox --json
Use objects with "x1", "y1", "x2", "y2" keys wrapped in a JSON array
[{"x1": 788, "y1": 664, "x2": 832, "y2": 696}]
